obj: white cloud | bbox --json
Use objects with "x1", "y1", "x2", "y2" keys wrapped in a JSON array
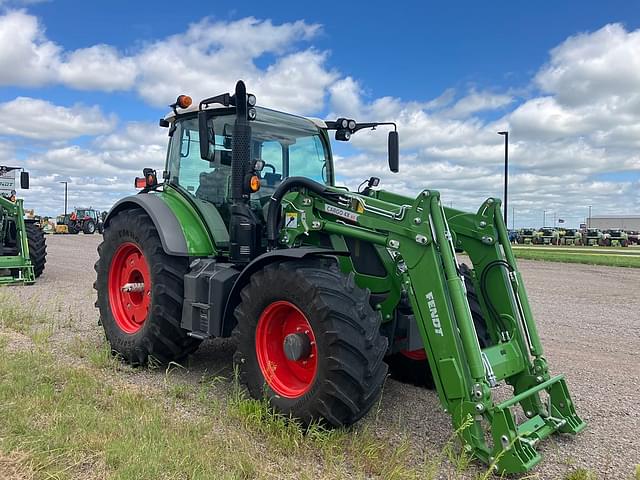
[
  {"x1": 536, "y1": 24, "x2": 640, "y2": 108},
  {"x1": 0, "y1": 10, "x2": 60, "y2": 86},
  {"x1": 0, "y1": 97, "x2": 115, "y2": 140},
  {"x1": 446, "y1": 90, "x2": 513, "y2": 118},
  {"x1": 58, "y1": 45, "x2": 138, "y2": 91},
  {"x1": 133, "y1": 17, "x2": 334, "y2": 113}
]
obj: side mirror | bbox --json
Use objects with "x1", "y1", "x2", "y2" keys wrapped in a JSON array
[
  {"x1": 388, "y1": 131, "x2": 399, "y2": 173},
  {"x1": 198, "y1": 111, "x2": 214, "y2": 161},
  {"x1": 20, "y1": 171, "x2": 29, "y2": 189}
]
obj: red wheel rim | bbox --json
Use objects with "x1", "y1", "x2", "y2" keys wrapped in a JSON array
[
  {"x1": 401, "y1": 348, "x2": 428, "y2": 361},
  {"x1": 255, "y1": 301, "x2": 318, "y2": 398},
  {"x1": 108, "y1": 242, "x2": 151, "y2": 334}
]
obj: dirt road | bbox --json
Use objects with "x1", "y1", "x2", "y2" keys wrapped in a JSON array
[{"x1": 5, "y1": 234, "x2": 640, "y2": 479}]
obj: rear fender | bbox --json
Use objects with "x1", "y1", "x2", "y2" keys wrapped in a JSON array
[{"x1": 105, "y1": 194, "x2": 194, "y2": 256}]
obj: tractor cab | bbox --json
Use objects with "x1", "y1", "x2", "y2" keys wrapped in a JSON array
[{"x1": 163, "y1": 105, "x2": 332, "y2": 240}]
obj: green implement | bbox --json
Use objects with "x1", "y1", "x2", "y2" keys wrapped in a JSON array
[
  {"x1": 95, "y1": 81, "x2": 585, "y2": 475},
  {"x1": 0, "y1": 169, "x2": 46, "y2": 285}
]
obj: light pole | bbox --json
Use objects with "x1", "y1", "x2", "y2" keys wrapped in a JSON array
[
  {"x1": 498, "y1": 131, "x2": 509, "y2": 226},
  {"x1": 543, "y1": 210, "x2": 547, "y2": 227},
  {"x1": 59, "y1": 181, "x2": 68, "y2": 216},
  {"x1": 588, "y1": 205, "x2": 592, "y2": 228},
  {"x1": 512, "y1": 207, "x2": 515, "y2": 230}
]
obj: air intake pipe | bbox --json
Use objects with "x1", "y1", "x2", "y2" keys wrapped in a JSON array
[{"x1": 229, "y1": 80, "x2": 259, "y2": 263}]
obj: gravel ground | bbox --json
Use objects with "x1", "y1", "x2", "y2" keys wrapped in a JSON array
[{"x1": 5, "y1": 234, "x2": 640, "y2": 479}]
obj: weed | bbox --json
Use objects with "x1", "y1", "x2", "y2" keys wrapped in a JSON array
[{"x1": 564, "y1": 467, "x2": 597, "y2": 480}]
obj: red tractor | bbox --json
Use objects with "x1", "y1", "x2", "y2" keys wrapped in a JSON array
[{"x1": 66, "y1": 208, "x2": 104, "y2": 234}]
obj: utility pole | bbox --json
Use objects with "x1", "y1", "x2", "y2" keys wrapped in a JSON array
[
  {"x1": 512, "y1": 207, "x2": 515, "y2": 230},
  {"x1": 543, "y1": 210, "x2": 547, "y2": 227},
  {"x1": 59, "y1": 181, "x2": 68, "y2": 216},
  {"x1": 588, "y1": 205, "x2": 592, "y2": 228},
  {"x1": 498, "y1": 131, "x2": 509, "y2": 226}
]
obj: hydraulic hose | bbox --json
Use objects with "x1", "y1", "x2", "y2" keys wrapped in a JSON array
[
  {"x1": 266, "y1": 176, "x2": 333, "y2": 244},
  {"x1": 479, "y1": 260, "x2": 513, "y2": 334}
]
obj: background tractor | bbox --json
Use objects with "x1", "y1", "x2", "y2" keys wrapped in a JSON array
[
  {"x1": 601, "y1": 229, "x2": 629, "y2": 247},
  {"x1": 584, "y1": 228, "x2": 603, "y2": 246},
  {"x1": 0, "y1": 167, "x2": 46, "y2": 284},
  {"x1": 95, "y1": 81, "x2": 584, "y2": 474},
  {"x1": 560, "y1": 228, "x2": 582, "y2": 246},
  {"x1": 516, "y1": 228, "x2": 536, "y2": 244},
  {"x1": 56, "y1": 207, "x2": 104, "y2": 234},
  {"x1": 533, "y1": 227, "x2": 560, "y2": 245}
]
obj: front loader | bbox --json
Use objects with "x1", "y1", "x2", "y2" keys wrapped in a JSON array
[
  {"x1": 95, "y1": 81, "x2": 585, "y2": 475},
  {"x1": 0, "y1": 168, "x2": 46, "y2": 285}
]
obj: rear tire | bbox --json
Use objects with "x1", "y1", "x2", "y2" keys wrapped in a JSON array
[
  {"x1": 233, "y1": 258, "x2": 388, "y2": 427},
  {"x1": 386, "y1": 263, "x2": 490, "y2": 387},
  {"x1": 25, "y1": 223, "x2": 46, "y2": 278},
  {"x1": 94, "y1": 209, "x2": 200, "y2": 365},
  {"x1": 83, "y1": 220, "x2": 96, "y2": 234}
]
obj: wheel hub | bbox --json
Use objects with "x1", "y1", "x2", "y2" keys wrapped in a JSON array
[
  {"x1": 283, "y1": 332, "x2": 312, "y2": 361},
  {"x1": 255, "y1": 301, "x2": 318, "y2": 398},
  {"x1": 107, "y1": 242, "x2": 151, "y2": 334}
]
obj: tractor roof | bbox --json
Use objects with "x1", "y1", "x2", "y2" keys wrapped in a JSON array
[{"x1": 164, "y1": 102, "x2": 328, "y2": 130}]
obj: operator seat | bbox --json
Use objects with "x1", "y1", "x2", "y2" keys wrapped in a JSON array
[{"x1": 196, "y1": 167, "x2": 230, "y2": 207}]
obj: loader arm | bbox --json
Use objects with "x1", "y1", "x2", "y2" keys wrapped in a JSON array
[{"x1": 277, "y1": 184, "x2": 585, "y2": 474}]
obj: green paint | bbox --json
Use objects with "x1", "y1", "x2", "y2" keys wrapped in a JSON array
[
  {"x1": 0, "y1": 197, "x2": 35, "y2": 285},
  {"x1": 156, "y1": 186, "x2": 217, "y2": 256}
]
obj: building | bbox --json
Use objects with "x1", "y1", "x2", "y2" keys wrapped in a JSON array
[{"x1": 586, "y1": 215, "x2": 640, "y2": 230}]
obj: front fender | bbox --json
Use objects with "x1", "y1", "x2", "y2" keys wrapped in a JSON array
[{"x1": 220, "y1": 247, "x2": 348, "y2": 336}]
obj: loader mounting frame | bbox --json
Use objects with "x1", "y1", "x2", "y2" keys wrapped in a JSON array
[{"x1": 279, "y1": 186, "x2": 585, "y2": 474}]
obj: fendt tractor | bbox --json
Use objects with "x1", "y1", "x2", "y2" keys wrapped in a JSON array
[
  {"x1": 584, "y1": 228, "x2": 603, "y2": 246},
  {"x1": 0, "y1": 167, "x2": 46, "y2": 284},
  {"x1": 560, "y1": 229, "x2": 582, "y2": 246},
  {"x1": 516, "y1": 228, "x2": 536, "y2": 245},
  {"x1": 533, "y1": 228, "x2": 559, "y2": 245},
  {"x1": 601, "y1": 229, "x2": 629, "y2": 247},
  {"x1": 95, "y1": 81, "x2": 585, "y2": 474}
]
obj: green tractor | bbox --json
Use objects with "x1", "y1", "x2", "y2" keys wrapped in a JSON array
[
  {"x1": 516, "y1": 228, "x2": 536, "y2": 245},
  {"x1": 584, "y1": 228, "x2": 603, "y2": 246},
  {"x1": 95, "y1": 82, "x2": 585, "y2": 474},
  {"x1": 533, "y1": 227, "x2": 559, "y2": 245},
  {"x1": 560, "y1": 228, "x2": 582, "y2": 246},
  {"x1": 601, "y1": 229, "x2": 629, "y2": 247},
  {"x1": 0, "y1": 167, "x2": 47, "y2": 285}
]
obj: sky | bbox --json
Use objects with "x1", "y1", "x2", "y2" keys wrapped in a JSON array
[{"x1": 1, "y1": 0, "x2": 639, "y2": 227}]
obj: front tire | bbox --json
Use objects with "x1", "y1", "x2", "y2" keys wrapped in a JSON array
[
  {"x1": 25, "y1": 223, "x2": 46, "y2": 278},
  {"x1": 233, "y1": 258, "x2": 388, "y2": 427},
  {"x1": 94, "y1": 209, "x2": 200, "y2": 365}
]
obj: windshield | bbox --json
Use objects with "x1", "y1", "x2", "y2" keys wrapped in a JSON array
[{"x1": 167, "y1": 108, "x2": 331, "y2": 212}]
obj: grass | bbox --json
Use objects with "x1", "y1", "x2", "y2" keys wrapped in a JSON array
[
  {"x1": 0, "y1": 294, "x2": 602, "y2": 480},
  {"x1": 513, "y1": 246, "x2": 640, "y2": 268},
  {"x1": 0, "y1": 333, "x2": 494, "y2": 480},
  {"x1": 563, "y1": 468, "x2": 597, "y2": 480}
]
